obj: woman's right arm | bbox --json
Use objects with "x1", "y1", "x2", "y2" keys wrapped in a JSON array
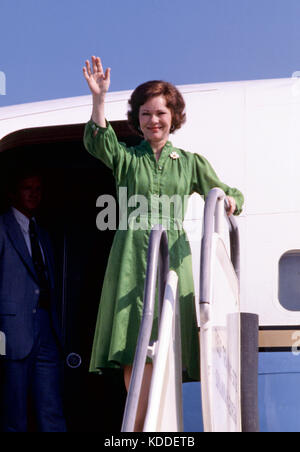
[
  {"x1": 83, "y1": 56, "x2": 134, "y2": 181},
  {"x1": 83, "y1": 56, "x2": 111, "y2": 130}
]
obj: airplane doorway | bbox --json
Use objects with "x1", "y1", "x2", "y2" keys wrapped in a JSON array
[{"x1": 0, "y1": 122, "x2": 141, "y2": 432}]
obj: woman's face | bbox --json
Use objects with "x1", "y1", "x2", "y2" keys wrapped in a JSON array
[{"x1": 138, "y1": 95, "x2": 172, "y2": 145}]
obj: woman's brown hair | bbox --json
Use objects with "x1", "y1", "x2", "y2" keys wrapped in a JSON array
[{"x1": 127, "y1": 80, "x2": 186, "y2": 135}]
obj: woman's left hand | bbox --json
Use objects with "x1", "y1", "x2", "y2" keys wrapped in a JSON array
[{"x1": 226, "y1": 196, "x2": 236, "y2": 216}]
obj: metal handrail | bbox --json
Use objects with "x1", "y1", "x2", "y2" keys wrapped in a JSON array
[
  {"x1": 143, "y1": 270, "x2": 183, "y2": 432},
  {"x1": 200, "y1": 187, "x2": 240, "y2": 305},
  {"x1": 199, "y1": 187, "x2": 242, "y2": 432},
  {"x1": 121, "y1": 225, "x2": 170, "y2": 432},
  {"x1": 199, "y1": 188, "x2": 260, "y2": 433}
]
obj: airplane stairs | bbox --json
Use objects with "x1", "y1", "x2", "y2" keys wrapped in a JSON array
[{"x1": 121, "y1": 188, "x2": 259, "y2": 433}]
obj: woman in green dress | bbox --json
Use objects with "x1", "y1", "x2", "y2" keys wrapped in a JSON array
[{"x1": 83, "y1": 56, "x2": 244, "y2": 431}]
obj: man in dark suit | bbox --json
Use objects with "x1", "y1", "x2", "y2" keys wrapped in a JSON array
[{"x1": 0, "y1": 171, "x2": 66, "y2": 432}]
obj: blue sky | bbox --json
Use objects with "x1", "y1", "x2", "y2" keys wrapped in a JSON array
[{"x1": 1, "y1": 0, "x2": 300, "y2": 106}]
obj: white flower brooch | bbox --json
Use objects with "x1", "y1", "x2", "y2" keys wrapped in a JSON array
[{"x1": 169, "y1": 151, "x2": 180, "y2": 160}]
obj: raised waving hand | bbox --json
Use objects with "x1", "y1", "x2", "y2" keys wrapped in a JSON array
[
  {"x1": 83, "y1": 56, "x2": 111, "y2": 98},
  {"x1": 83, "y1": 56, "x2": 110, "y2": 128}
]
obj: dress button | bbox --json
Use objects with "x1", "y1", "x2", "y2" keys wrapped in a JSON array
[
  {"x1": 35, "y1": 289, "x2": 40, "y2": 295},
  {"x1": 32, "y1": 308, "x2": 37, "y2": 314}
]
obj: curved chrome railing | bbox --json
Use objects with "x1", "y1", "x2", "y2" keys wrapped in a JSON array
[
  {"x1": 199, "y1": 187, "x2": 259, "y2": 433},
  {"x1": 200, "y1": 187, "x2": 240, "y2": 306},
  {"x1": 121, "y1": 225, "x2": 176, "y2": 432}
]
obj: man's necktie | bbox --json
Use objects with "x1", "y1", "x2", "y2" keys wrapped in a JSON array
[{"x1": 29, "y1": 219, "x2": 51, "y2": 310}]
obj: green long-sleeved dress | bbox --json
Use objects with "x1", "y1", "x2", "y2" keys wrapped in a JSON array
[{"x1": 84, "y1": 120, "x2": 244, "y2": 381}]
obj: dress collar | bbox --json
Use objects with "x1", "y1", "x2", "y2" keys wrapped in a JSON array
[{"x1": 139, "y1": 140, "x2": 173, "y2": 162}]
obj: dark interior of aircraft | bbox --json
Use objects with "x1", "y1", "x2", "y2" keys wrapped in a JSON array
[{"x1": 0, "y1": 121, "x2": 142, "y2": 432}]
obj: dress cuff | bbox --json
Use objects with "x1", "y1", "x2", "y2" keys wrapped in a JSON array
[{"x1": 89, "y1": 118, "x2": 109, "y2": 135}]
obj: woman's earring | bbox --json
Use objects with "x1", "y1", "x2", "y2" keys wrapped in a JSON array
[{"x1": 170, "y1": 125, "x2": 175, "y2": 133}]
